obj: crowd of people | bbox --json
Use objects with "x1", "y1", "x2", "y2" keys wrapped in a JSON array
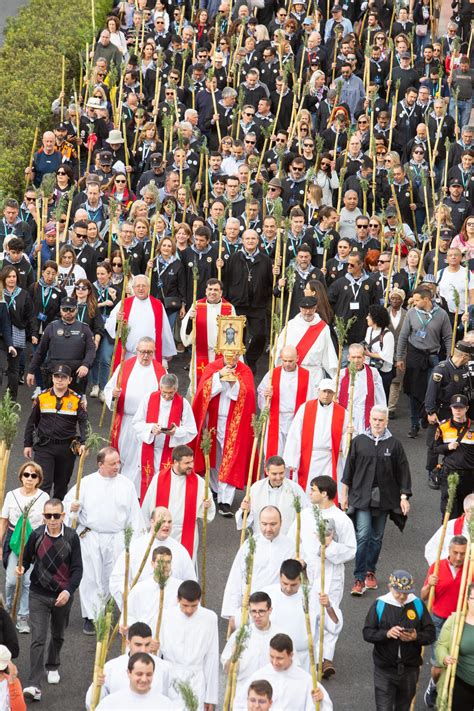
[{"x1": 0, "y1": 0, "x2": 472, "y2": 708}]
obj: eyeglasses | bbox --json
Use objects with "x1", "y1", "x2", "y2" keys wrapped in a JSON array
[
  {"x1": 25, "y1": 197, "x2": 36, "y2": 202},
  {"x1": 244, "y1": 112, "x2": 255, "y2": 117},
  {"x1": 61, "y1": 307, "x2": 76, "y2": 313},
  {"x1": 378, "y1": 259, "x2": 390, "y2": 264},
  {"x1": 304, "y1": 143, "x2": 314, "y2": 148},
  {"x1": 245, "y1": 140, "x2": 256, "y2": 144},
  {"x1": 137, "y1": 349, "x2": 155, "y2": 355},
  {"x1": 57, "y1": 171, "x2": 67, "y2": 175},
  {"x1": 292, "y1": 167, "x2": 304, "y2": 172},
  {"x1": 75, "y1": 233, "x2": 87, "y2": 239},
  {"x1": 75, "y1": 285, "x2": 88, "y2": 291},
  {"x1": 44, "y1": 513, "x2": 62, "y2": 520},
  {"x1": 356, "y1": 224, "x2": 369, "y2": 229},
  {"x1": 23, "y1": 472, "x2": 39, "y2": 479},
  {"x1": 115, "y1": 178, "x2": 126, "y2": 183},
  {"x1": 275, "y1": 138, "x2": 286, "y2": 142},
  {"x1": 369, "y1": 223, "x2": 379, "y2": 228},
  {"x1": 112, "y1": 262, "x2": 122, "y2": 267},
  {"x1": 249, "y1": 609, "x2": 268, "y2": 617}
]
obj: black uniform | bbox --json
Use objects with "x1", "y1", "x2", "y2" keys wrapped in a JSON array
[
  {"x1": 24, "y1": 387, "x2": 88, "y2": 499},
  {"x1": 274, "y1": 266, "x2": 326, "y2": 319},
  {"x1": 328, "y1": 274, "x2": 378, "y2": 343},
  {"x1": 27, "y1": 318, "x2": 96, "y2": 394}
]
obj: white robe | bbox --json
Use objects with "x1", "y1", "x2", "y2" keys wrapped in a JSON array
[
  {"x1": 124, "y1": 575, "x2": 182, "y2": 628},
  {"x1": 141, "y1": 471, "x2": 216, "y2": 562},
  {"x1": 85, "y1": 653, "x2": 172, "y2": 709},
  {"x1": 274, "y1": 314, "x2": 338, "y2": 386},
  {"x1": 221, "y1": 533, "x2": 295, "y2": 618},
  {"x1": 257, "y1": 367, "x2": 318, "y2": 457},
  {"x1": 105, "y1": 296, "x2": 177, "y2": 361},
  {"x1": 234, "y1": 478, "x2": 310, "y2": 535},
  {"x1": 110, "y1": 533, "x2": 196, "y2": 609},
  {"x1": 63, "y1": 472, "x2": 146, "y2": 619},
  {"x1": 248, "y1": 662, "x2": 333, "y2": 711},
  {"x1": 207, "y1": 373, "x2": 242, "y2": 504},
  {"x1": 96, "y1": 687, "x2": 183, "y2": 710},
  {"x1": 336, "y1": 366, "x2": 386, "y2": 435},
  {"x1": 288, "y1": 505, "x2": 357, "y2": 606},
  {"x1": 104, "y1": 361, "x2": 161, "y2": 487},
  {"x1": 262, "y1": 584, "x2": 343, "y2": 667},
  {"x1": 284, "y1": 401, "x2": 349, "y2": 495},
  {"x1": 132, "y1": 394, "x2": 197, "y2": 493},
  {"x1": 159, "y1": 606, "x2": 219, "y2": 709},
  {"x1": 221, "y1": 622, "x2": 284, "y2": 711},
  {"x1": 425, "y1": 516, "x2": 469, "y2": 565}
]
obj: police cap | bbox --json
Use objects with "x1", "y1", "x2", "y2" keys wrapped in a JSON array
[
  {"x1": 455, "y1": 340, "x2": 474, "y2": 356},
  {"x1": 299, "y1": 296, "x2": 318, "y2": 309},
  {"x1": 61, "y1": 296, "x2": 77, "y2": 309},
  {"x1": 450, "y1": 394, "x2": 469, "y2": 408},
  {"x1": 52, "y1": 364, "x2": 72, "y2": 377}
]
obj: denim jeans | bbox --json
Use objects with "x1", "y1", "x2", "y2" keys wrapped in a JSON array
[
  {"x1": 90, "y1": 336, "x2": 114, "y2": 391},
  {"x1": 5, "y1": 550, "x2": 31, "y2": 617},
  {"x1": 449, "y1": 98, "x2": 473, "y2": 131},
  {"x1": 354, "y1": 509, "x2": 388, "y2": 581}
]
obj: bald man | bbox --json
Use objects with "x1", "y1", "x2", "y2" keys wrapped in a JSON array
[
  {"x1": 109, "y1": 506, "x2": 196, "y2": 609},
  {"x1": 258, "y1": 345, "x2": 316, "y2": 459},
  {"x1": 27, "y1": 131, "x2": 62, "y2": 187}
]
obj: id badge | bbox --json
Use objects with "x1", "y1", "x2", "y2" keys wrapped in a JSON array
[
  {"x1": 416, "y1": 328, "x2": 427, "y2": 339},
  {"x1": 37, "y1": 312, "x2": 47, "y2": 322},
  {"x1": 350, "y1": 302, "x2": 359, "y2": 310},
  {"x1": 317, "y1": 246, "x2": 324, "y2": 255}
]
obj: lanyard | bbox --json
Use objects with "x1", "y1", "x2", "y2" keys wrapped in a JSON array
[
  {"x1": 77, "y1": 304, "x2": 87, "y2": 323},
  {"x1": 41, "y1": 286, "x2": 53, "y2": 311},
  {"x1": 415, "y1": 307, "x2": 435, "y2": 328},
  {"x1": 351, "y1": 280, "x2": 363, "y2": 300}
]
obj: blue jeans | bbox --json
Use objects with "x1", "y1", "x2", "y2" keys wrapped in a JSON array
[
  {"x1": 5, "y1": 550, "x2": 31, "y2": 617},
  {"x1": 167, "y1": 310, "x2": 178, "y2": 330},
  {"x1": 91, "y1": 336, "x2": 114, "y2": 391},
  {"x1": 354, "y1": 509, "x2": 388, "y2": 581},
  {"x1": 449, "y1": 98, "x2": 473, "y2": 130}
]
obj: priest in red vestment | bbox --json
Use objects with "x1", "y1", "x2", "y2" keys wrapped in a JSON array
[{"x1": 192, "y1": 351, "x2": 257, "y2": 517}]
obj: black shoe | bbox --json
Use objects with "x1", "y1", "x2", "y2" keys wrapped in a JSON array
[
  {"x1": 218, "y1": 503, "x2": 233, "y2": 518},
  {"x1": 83, "y1": 618, "x2": 95, "y2": 635},
  {"x1": 211, "y1": 490, "x2": 218, "y2": 503},
  {"x1": 407, "y1": 427, "x2": 419, "y2": 438},
  {"x1": 18, "y1": 374, "x2": 25, "y2": 385},
  {"x1": 428, "y1": 470, "x2": 440, "y2": 490}
]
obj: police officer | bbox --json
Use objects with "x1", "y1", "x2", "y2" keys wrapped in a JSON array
[
  {"x1": 23, "y1": 364, "x2": 88, "y2": 499},
  {"x1": 431, "y1": 394, "x2": 474, "y2": 518},
  {"x1": 26, "y1": 296, "x2": 96, "y2": 394},
  {"x1": 424, "y1": 341, "x2": 473, "y2": 489}
]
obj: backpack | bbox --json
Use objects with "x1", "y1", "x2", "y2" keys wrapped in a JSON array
[{"x1": 376, "y1": 597, "x2": 424, "y2": 623}]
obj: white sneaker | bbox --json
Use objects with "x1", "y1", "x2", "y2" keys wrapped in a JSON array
[
  {"x1": 16, "y1": 617, "x2": 30, "y2": 634},
  {"x1": 90, "y1": 385, "x2": 99, "y2": 398},
  {"x1": 47, "y1": 670, "x2": 60, "y2": 684},
  {"x1": 23, "y1": 686, "x2": 42, "y2": 701},
  {"x1": 31, "y1": 386, "x2": 41, "y2": 400},
  {"x1": 98, "y1": 390, "x2": 106, "y2": 403}
]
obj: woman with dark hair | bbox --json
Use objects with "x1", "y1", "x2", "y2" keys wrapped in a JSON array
[
  {"x1": 108, "y1": 172, "x2": 136, "y2": 212},
  {"x1": 303, "y1": 279, "x2": 334, "y2": 325},
  {"x1": 0, "y1": 266, "x2": 34, "y2": 400},
  {"x1": 54, "y1": 165, "x2": 75, "y2": 203},
  {"x1": 363, "y1": 304, "x2": 395, "y2": 398},
  {"x1": 90, "y1": 261, "x2": 121, "y2": 399},
  {"x1": 149, "y1": 236, "x2": 186, "y2": 329},
  {"x1": 72, "y1": 279, "x2": 103, "y2": 348}
]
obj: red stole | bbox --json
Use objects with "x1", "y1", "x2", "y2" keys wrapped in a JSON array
[
  {"x1": 113, "y1": 296, "x2": 164, "y2": 369},
  {"x1": 195, "y1": 298, "x2": 232, "y2": 386},
  {"x1": 454, "y1": 514, "x2": 465, "y2": 535},
  {"x1": 154, "y1": 468, "x2": 198, "y2": 557},
  {"x1": 140, "y1": 393, "x2": 184, "y2": 502},
  {"x1": 295, "y1": 319, "x2": 326, "y2": 363},
  {"x1": 266, "y1": 366, "x2": 310, "y2": 458},
  {"x1": 298, "y1": 400, "x2": 346, "y2": 495},
  {"x1": 339, "y1": 365, "x2": 375, "y2": 428},
  {"x1": 110, "y1": 357, "x2": 166, "y2": 450}
]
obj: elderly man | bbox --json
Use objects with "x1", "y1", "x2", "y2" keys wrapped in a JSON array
[
  {"x1": 141, "y1": 446, "x2": 215, "y2": 561},
  {"x1": 284, "y1": 379, "x2": 349, "y2": 494},
  {"x1": 110, "y1": 506, "x2": 196, "y2": 609},
  {"x1": 274, "y1": 298, "x2": 337, "y2": 386},
  {"x1": 341, "y1": 406, "x2": 411, "y2": 597},
  {"x1": 26, "y1": 131, "x2": 62, "y2": 187},
  {"x1": 235, "y1": 456, "x2": 309, "y2": 535},
  {"x1": 132, "y1": 373, "x2": 197, "y2": 502},
  {"x1": 105, "y1": 274, "x2": 176, "y2": 367},
  {"x1": 222, "y1": 506, "x2": 295, "y2": 630},
  {"x1": 258, "y1": 346, "x2": 316, "y2": 459},
  {"x1": 104, "y1": 337, "x2": 166, "y2": 491},
  {"x1": 425, "y1": 493, "x2": 474, "y2": 564},
  {"x1": 63, "y1": 447, "x2": 145, "y2": 635},
  {"x1": 337, "y1": 343, "x2": 386, "y2": 435}
]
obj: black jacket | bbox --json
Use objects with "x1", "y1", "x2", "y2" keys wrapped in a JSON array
[
  {"x1": 363, "y1": 593, "x2": 435, "y2": 670},
  {"x1": 342, "y1": 431, "x2": 412, "y2": 511},
  {"x1": 150, "y1": 257, "x2": 186, "y2": 311},
  {"x1": 4, "y1": 288, "x2": 35, "y2": 341},
  {"x1": 0, "y1": 608, "x2": 19, "y2": 658},
  {"x1": 29, "y1": 283, "x2": 66, "y2": 339},
  {"x1": 23, "y1": 524, "x2": 83, "y2": 598},
  {"x1": 223, "y1": 249, "x2": 273, "y2": 309}
]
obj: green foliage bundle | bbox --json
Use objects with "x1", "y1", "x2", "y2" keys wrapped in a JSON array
[{"x1": 0, "y1": 0, "x2": 112, "y2": 197}]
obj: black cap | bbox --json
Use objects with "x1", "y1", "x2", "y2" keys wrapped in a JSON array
[
  {"x1": 456, "y1": 340, "x2": 474, "y2": 355},
  {"x1": 450, "y1": 394, "x2": 469, "y2": 407},
  {"x1": 299, "y1": 296, "x2": 318, "y2": 308},
  {"x1": 52, "y1": 364, "x2": 72, "y2": 377},
  {"x1": 449, "y1": 178, "x2": 463, "y2": 187},
  {"x1": 150, "y1": 153, "x2": 162, "y2": 167},
  {"x1": 331, "y1": 4, "x2": 343, "y2": 11},
  {"x1": 400, "y1": 52, "x2": 411, "y2": 59},
  {"x1": 440, "y1": 228, "x2": 453, "y2": 240},
  {"x1": 55, "y1": 122, "x2": 68, "y2": 131},
  {"x1": 99, "y1": 151, "x2": 113, "y2": 165},
  {"x1": 61, "y1": 296, "x2": 77, "y2": 309}
]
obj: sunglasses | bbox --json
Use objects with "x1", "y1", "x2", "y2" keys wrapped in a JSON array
[
  {"x1": 61, "y1": 307, "x2": 76, "y2": 313},
  {"x1": 356, "y1": 224, "x2": 369, "y2": 229},
  {"x1": 112, "y1": 262, "x2": 123, "y2": 267},
  {"x1": 304, "y1": 143, "x2": 313, "y2": 147},
  {"x1": 57, "y1": 171, "x2": 67, "y2": 176},
  {"x1": 75, "y1": 285, "x2": 88, "y2": 291},
  {"x1": 245, "y1": 140, "x2": 256, "y2": 144},
  {"x1": 244, "y1": 112, "x2": 255, "y2": 117},
  {"x1": 358, "y1": 121, "x2": 368, "y2": 125},
  {"x1": 292, "y1": 167, "x2": 304, "y2": 171},
  {"x1": 115, "y1": 179, "x2": 126, "y2": 183},
  {"x1": 25, "y1": 197, "x2": 36, "y2": 202},
  {"x1": 369, "y1": 223, "x2": 379, "y2": 227},
  {"x1": 268, "y1": 187, "x2": 279, "y2": 192},
  {"x1": 75, "y1": 233, "x2": 87, "y2": 239},
  {"x1": 275, "y1": 138, "x2": 286, "y2": 142},
  {"x1": 44, "y1": 513, "x2": 62, "y2": 520},
  {"x1": 378, "y1": 259, "x2": 390, "y2": 264},
  {"x1": 23, "y1": 472, "x2": 39, "y2": 479}
]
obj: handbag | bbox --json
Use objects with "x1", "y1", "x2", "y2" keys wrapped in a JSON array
[
  {"x1": 365, "y1": 328, "x2": 388, "y2": 370},
  {"x1": 163, "y1": 295, "x2": 181, "y2": 312}
]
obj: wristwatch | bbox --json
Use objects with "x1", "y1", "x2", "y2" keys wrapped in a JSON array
[{"x1": 400, "y1": 494, "x2": 408, "y2": 500}]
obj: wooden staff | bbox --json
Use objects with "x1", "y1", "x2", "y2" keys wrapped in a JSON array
[
  {"x1": 387, "y1": 80, "x2": 400, "y2": 152},
  {"x1": 451, "y1": 287, "x2": 460, "y2": 355},
  {"x1": 464, "y1": 259, "x2": 470, "y2": 336},
  {"x1": 433, "y1": 206, "x2": 443, "y2": 277},
  {"x1": 200, "y1": 430, "x2": 213, "y2": 607},
  {"x1": 301, "y1": 577, "x2": 320, "y2": 710},
  {"x1": 60, "y1": 55, "x2": 66, "y2": 122},
  {"x1": 385, "y1": 38, "x2": 395, "y2": 103},
  {"x1": 120, "y1": 525, "x2": 134, "y2": 654},
  {"x1": 384, "y1": 231, "x2": 399, "y2": 308},
  {"x1": 268, "y1": 205, "x2": 283, "y2": 369},
  {"x1": 240, "y1": 412, "x2": 268, "y2": 546},
  {"x1": 345, "y1": 362, "x2": 357, "y2": 455},
  {"x1": 0, "y1": 381, "x2": 21, "y2": 509},
  {"x1": 428, "y1": 473, "x2": 459, "y2": 612},
  {"x1": 281, "y1": 267, "x2": 296, "y2": 348},
  {"x1": 217, "y1": 216, "x2": 225, "y2": 281},
  {"x1": 204, "y1": 151, "x2": 209, "y2": 219},
  {"x1": 122, "y1": 121, "x2": 132, "y2": 192},
  {"x1": 71, "y1": 426, "x2": 103, "y2": 530},
  {"x1": 333, "y1": 316, "x2": 357, "y2": 402},
  {"x1": 293, "y1": 494, "x2": 302, "y2": 559},
  {"x1": 313, "y1": 505, "x2": 328, "y2": 682},
  {"x1": 25, "y1": 125, "x2": 39, "y2": 189},
  {"x1": 90, "y1": 603, "x2": 113, "y2": 711},
  {"x1": 153, "y1": 557, "x2": 167, "y2": 643},
  {"x1": 189, "y1": 263, "x2": 199, "y2": 400},
  {"x1": 415, "y1": 233, "x2": 429, "y2": 289}
]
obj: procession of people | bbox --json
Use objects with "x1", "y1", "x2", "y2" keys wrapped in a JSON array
[{"x1": 0, "y1": 0, "x2": 472, "y2": 708}]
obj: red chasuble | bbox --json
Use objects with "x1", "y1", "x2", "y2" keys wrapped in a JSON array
[
  {"x1": 295, "y1": 319, "x2": 326, "y2": 362},
  {"x1": 154, "y1": 468, "x2": 198, "y2": 557},
  {"x1": 298, "y1": 400, "x2": 346, "y2": 495},
  {"x1": 195, "y1": 298, "x2": 232, "y2": 386},
  {"x1": 338, "y1": 365, "x2": 375, "y2": 429},
  {"x1": 110, "y1": 357, "x2": 166, "y2": 450},
  {"x1": 140, "y1": 393, "x2": 184, "y2": 502},
  {"x1": 192, "y1": 358, "x2": 256, "y2": 489},
  {"x1": 454, "y1": 515, "x2": 465, "y2": 535},
  {"x1": 112, "y1": 296, "x2": 164, "y2": 369},
  {"x1": 266, "y1": 366, "x2": 310, "y2": 459}
]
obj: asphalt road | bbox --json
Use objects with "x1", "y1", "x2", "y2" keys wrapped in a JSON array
[
  {"x1": 1, "y1": 349, "x2": 440, "y2": 711},
  {"x1": 0, "y1": 0, "x2": 28, "y2": 45}
]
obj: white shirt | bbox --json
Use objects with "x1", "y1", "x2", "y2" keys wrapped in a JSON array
[
  {"x1": 437, "y1": 265, "x2": 474, "y2": 313},
  {"x1": 1, "y1": 487, "x2": 49, "y2": 529},
  {"x1": 105, "y1": 296, "x2": 176, "y2": 360}
]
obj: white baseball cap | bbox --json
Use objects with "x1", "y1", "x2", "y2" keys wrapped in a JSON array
[
  {"x1": 319, "y1": 379, "x2": 336, "y2": 392},
  {"x1": 0, "y1": 645, "x2": 11, "y2": 671}
]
